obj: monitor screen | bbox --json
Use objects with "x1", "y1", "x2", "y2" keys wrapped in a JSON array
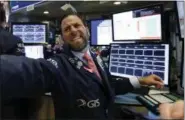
[
  {"x1": 176, "y1": 1, "x2": 184, "y2": 38},
  {"x1": 12, "y1": 23, "x2": 46, "y2": 43},
  {"x1": 112, "y1": 5, "x2": 162, "y2": 41},
  {"x1": 91, "y1": 19, "x2": 113, "y2": 45},
  {"x1": 25, "y1": 45, "x2": 44, "y2": 59},
  {"x1": 109, "y1": 43, "x2": 169, "y2": 85}
]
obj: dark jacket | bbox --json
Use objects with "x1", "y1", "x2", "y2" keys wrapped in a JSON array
[
  {"x1": 0, "y1": 26, "x2": 25, "y2": 56},
  {"x1": 0, "y1": 26, "x2": 39, "y2": 119},
  {"x1": 0, "y1": 45, "x2": 134, "y2": 119}
]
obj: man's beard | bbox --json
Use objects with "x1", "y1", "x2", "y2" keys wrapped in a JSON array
[
  {"x1": 69, "y1": 39, "x2": 88, "y2": 52},
  {"x1": 69, "y1": 32, "x2": 89, "y2": 52}
]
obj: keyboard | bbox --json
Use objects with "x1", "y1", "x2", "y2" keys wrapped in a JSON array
[
  {"x1": 136, "y1": 95, "x2": 160, "y2": 115},
  {"x1": 136, "y1": 94, "x2": 175, "y2": 115},
  {"x1": 163, "y1": 93, "x2": 183, "y2": 101},
  {"x1": 148, "y1": 86, "x2": 169, "y2": 94},
  {"x1": 149, "y1": 94, "x2": 174, "y2": 103}
]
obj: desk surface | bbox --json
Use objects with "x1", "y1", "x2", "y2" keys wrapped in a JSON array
[
  {"x1": 114, "y1": 92, "x2": 160, "y2": 119},
  {"x1": 114, "y1": 102, "x2": 160, "y2": 120},
  {"x1": 121, "y1": 105, "x2": 159, "y2": 119}
]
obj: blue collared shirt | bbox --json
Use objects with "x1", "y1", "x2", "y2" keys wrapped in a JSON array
[{"x1": 71, "y1": 49, "x2": 92, "y2": 64}]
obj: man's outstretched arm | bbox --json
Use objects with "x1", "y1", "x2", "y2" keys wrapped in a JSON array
[{"x1": 0, "y1": 55, "x2": 60, "y2": 100}]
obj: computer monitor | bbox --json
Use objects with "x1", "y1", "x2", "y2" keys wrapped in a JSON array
[
  {"x1": 25, "y1": 45, "x2": 44, "y2": 59},
  {"x1": 176, "y1": 1, "x2": 184, "y2": 39},
  {"x1": 112, "y1": 5, "x2": 162, "y2": 41},
  {"x1": 90, "y1": 19, "x2": 113, "y2": 45},
  {"x1": 109, "y1": 43, "x2": 169, "y2": 85},
  {"x1": 12, "y1": 23, "x2": 47, "y2": 43}
]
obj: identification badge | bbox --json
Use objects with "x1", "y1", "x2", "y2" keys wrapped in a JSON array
[{"x1": 77, "y1": 61, "x2": 83, "y2": 69}]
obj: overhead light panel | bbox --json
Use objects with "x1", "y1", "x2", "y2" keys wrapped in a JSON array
[
  {"x1": 43, "y1": 11, "x2": 49, "y2": 14},
  {"x1": 61, "y1": 4, "x2": 70, "y2": 10},
  {"x1": 113, "y1": 1, "x2": 121, "y2": 5},
  {"x1": 99, "y1": 0, "x2": 112, "y2": 4},
  {"x1": 60, "y1": 3, "x2": 77, "y2": 13}
]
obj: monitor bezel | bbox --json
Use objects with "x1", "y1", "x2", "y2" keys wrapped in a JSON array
[
  {"x1": 111, "y1": 4, "x2": 164, "y2": 42},
  {"x1": 11, "y1": 22, "x2": 48, "y2": 44},
  {"x1": 108, "y1": 42, "x2": 170, "y2": 87},
  {"x1": 89, "y1": 18, "x2": 112, "y2": 46},
  {"x1": 174, "y1": 1, "x2": 184, "y2": 40}
]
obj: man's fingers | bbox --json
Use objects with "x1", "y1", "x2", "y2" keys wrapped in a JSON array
[
  {"x1": 159, "y1": 103, "x2": 173, "y2": 119},
  {"x1": 156, "y1": 84, "x2": 163, "y2": 89},
  {"x1": 152, "y1": 74, "x2": 164, "y2": 85},
  {"x1": 153, "y1": 80, "x2": 164, "y2": 87},
  {"x1": 152, "y1": 74, "x2": 163, "y2": 81}
]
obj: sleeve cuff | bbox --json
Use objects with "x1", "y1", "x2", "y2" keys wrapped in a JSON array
[{"x1": 128, "y1": 76, "x2": 141, "y2": 88}]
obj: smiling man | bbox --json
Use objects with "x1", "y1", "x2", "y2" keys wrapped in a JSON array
[
  {"x1": 0, "y1": 12, "x2": 164, "y2": 119},
  {"x1": 61, "y1": 15, "x2": 89, "y2": 51}
]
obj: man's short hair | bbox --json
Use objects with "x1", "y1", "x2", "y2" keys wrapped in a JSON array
[
  {"x1": 0, "y1": 3, "x2": 6, "y2": 24},
  {"x1": 60, "y1": 11, "x2": 87, "y2": 27},
  {"x1": 59, "y1": 11, "x2": 87, "y2": 36}
]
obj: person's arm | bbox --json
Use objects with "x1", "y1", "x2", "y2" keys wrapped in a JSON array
[
  {"x1": 128, "y1": 74, "x2": 164, "y2": 89},
  {"x1": 110, "y1": 74, "x2": 164, "y2": 95},
  {"x1": 101, "y1": 54, "x2": 164, "y2": 95},
  {"x1": 0, "y1": 55, "x2": 60, "y2": 100},
  {"x1": 109, "y1": 76, "x2": 134, "y2": 95}
]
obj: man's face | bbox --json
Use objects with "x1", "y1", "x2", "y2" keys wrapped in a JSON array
[{"x1": 61, "y1": 15, "x2": 89, "y2": 51}]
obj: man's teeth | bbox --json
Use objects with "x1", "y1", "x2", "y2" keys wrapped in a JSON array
[{"x1": 74, "y1": 37, "x2": 80, "y2": 40}]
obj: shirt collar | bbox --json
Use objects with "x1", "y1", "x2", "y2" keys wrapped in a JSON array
[{"x1": 71, "y1": 45, "x2": 92, "y2": 62}]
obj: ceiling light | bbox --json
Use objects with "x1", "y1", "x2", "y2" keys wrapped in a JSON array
[
  {"x1": 113, "y1": 1, "x2": 121, "y2": 5},
  {"x1": 61, "y1": 4, "x2": 70, "y2": 10},
  {"x1": 60, "y1": 3, "x2": 77, "y2": 13},
  {"x1": 43, "y1": 11, "x2": 49, "y2": 14}
]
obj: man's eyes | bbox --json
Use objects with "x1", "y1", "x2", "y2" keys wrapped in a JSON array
[
  {"x1": 64, "y1": 27, "x2": 70, "y2": 32},
  {"x1": 74, "y1": 24, "x2": 80, "y2": 27},
  {"x1": 64, "y1": 24, "x2": 81, "y2": 32}
]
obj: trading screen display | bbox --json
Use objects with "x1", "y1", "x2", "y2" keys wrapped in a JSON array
[
  {"x1": 12, "y1": 24, "x2": 46, "y2": 43},
  {"x1": 25, "y1": 45, "x2": 44, "y2": 59},
  {"x1": 109, "y1": 44, "x2": 169, "y2": 85},
  {"x1": 113, "y1": 6, "x2": 162, "y2": 41},
  {"x1": 177, "y1": 1, "x2": 184, "y2": 38},
  {"x1": 91, "y1": 19, "x2": 113, "y2": 45}
]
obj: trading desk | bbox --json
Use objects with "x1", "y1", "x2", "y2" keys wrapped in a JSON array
[
  {"x1": 38, "y1": 88, "x2": 180, "y2": 120},
  {"x1": 114, "y1": 103, "x2": 160, "y2": 119}
]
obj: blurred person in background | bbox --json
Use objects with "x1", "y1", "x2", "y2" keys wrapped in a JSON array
[
  {"x1": 0, "y1": 3, "x2": 24, "y2": 56},
  {"x1": 44, "y1": 42, "x2": 54, "y2": 59},
  {"x1": 0, "y1": 3, "x2": 40, "y2": 120},
  {"x1": 53, "y1": 35, "x2": 64, "y2": 54}
]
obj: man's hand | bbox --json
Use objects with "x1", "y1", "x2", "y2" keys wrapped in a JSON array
[
  {"x1": 159, "y1": 100, "x2": 184, "y2": 119},
  {"x1": 138, "y1": 74, "x2": 164, "y2": 89}
]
